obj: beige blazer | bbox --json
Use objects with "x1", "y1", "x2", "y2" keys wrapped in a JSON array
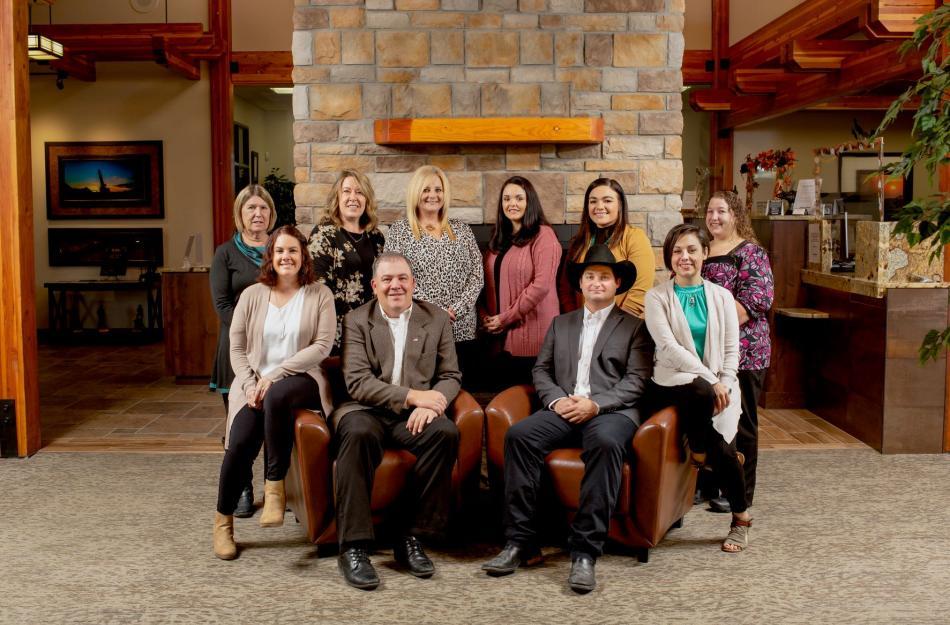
[
  {"x1": 227, "y1": 282, "x2": 336, "y2": 444},
  {"x1": 332, "y1": 298, "x2": 462, "y2": 426},
  {"x1": 644, "y1": 278, "x2": 741, "y2": 443}
]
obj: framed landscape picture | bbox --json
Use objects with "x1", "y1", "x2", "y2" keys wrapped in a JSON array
[{"x1": 45, "y1": 141, "x2": 164, "y2": 219}]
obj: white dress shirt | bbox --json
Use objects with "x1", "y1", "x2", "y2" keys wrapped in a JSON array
[
  {"x1": 259, "y1": 289, "x2": 305, "y2": 378},
  {"x1": 573, "y1": 303, "x2": 614, "y2": 398},
  {"x1": 380, "y1": 304, "x2": 412, "y2": 386},
  {"x1": 549, "y1": 302, "x2": 614, "y2": 410}
]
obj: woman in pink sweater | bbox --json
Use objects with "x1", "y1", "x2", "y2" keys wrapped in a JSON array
[{"x1": 481, "y1": 176, "x2": 562, "y2": 385}]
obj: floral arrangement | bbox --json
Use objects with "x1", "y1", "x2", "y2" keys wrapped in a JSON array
[{"x1": 739, "y1": 148, "x2": 797, "y2": 209}]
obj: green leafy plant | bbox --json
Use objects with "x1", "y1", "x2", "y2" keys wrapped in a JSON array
[
  {"x1": 873, "y1": 4, "x2": 950, "y2": 363},
  {"x1": 263, "y1": 168, "x2": 296, "y2": 229}
]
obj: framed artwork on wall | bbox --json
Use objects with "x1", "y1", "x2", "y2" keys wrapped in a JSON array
[
  {"x1": 838, "y1": 151, "x2": 913, "y2": 221},
  {"x1": 45, "y1": 141, "x2": 164, "y2": 219}
]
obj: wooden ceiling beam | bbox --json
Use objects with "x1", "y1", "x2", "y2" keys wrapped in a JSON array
[
  {"x1": 733, "y1": 69, "x2": 798, "y2": 94},
  {"x1": 231, "y1": 51, "x2": 292, "y2": 86},
  {"x1": 157, "y1": 40, "x2": 201, "y2": 80},
  {"x1": 683, "y1": 49, "x2": 712, "y2": 85},
  {"x1": 729, "y1": 0, "x2": 871, "y2": 69},
  {"x1": 782, "y1": 39, "x2": 879, "y2": 70},
  {"x1": 865, "y1": 0, "x2": 940, "y2": 38},
  {"x1": 807, "y1": 95, "x2": 919, "y2": 110},
  {"x1": 688, "y1": 87, "x2": 735, "y2": 111},
  {"x1": 725, "y1": 39, "x2": 921, "y2": 128},
  {"x1": 49, "y1": 53, "x2": 95, "y2": 82}
]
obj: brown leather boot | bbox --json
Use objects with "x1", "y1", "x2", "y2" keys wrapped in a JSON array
[
  {"x1": 213, "y1": 512, "x2": 237, "y2": 560},
  {"x1": 259, "y1": 479, "x2": 285, "y2": 527}
]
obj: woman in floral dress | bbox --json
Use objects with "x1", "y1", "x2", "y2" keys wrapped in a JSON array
[{"x1": 307, "y1": 170, "x2": 385, "y2": 354}]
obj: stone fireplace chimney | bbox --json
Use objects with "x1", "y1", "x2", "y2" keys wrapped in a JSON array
[{"x1": 292, "y1": 0, "x2": 684, "y2": 279}]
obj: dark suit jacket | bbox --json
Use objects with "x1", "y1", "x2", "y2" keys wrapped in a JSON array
[
  {"x1": 333, "y1": 298, "x2": 462, "y2": 425},
  {"x1": 532, "y1": 305, "x2": 654, "y2": 424}
]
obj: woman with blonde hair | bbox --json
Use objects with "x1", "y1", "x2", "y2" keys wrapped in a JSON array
[
  {"x1": 307, "y1": 170, "x2": 385, "y2": 353},
  {"x1": 209, "y1": 184, "x2": 277, "y2": 517},
  {"x1": 384, "y1": 165, "x2": 484, "y2": 376}
]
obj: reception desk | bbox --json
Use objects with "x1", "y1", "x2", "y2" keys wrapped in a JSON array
[{"x1": 795, "y1": 271, "x2": 948, "y2": 453}]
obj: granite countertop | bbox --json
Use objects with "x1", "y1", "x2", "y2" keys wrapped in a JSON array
[
  {"x1": 160, "y1": 266, "x2": 210, "y2": 273},
  {"x1": 801, "y1": 269, "x2": 950, "y2": 298},
  {"x1": 751, "y1": 214, "x2": 873, "y2": 221}
]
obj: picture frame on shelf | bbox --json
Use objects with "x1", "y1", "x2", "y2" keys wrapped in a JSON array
[
  {"x1": 838, "y1": 152, "x2": 913, "y2": 221},
  {"x1": 45, "y1": 141, "x2": 164, "y2": 219}
]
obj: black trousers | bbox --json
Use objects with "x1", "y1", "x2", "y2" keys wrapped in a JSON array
[
  {"x1": 647, "y1": 378, "x2": 748, "y2": 514},
  {"x1": 503, "y1": 409, "x2": 637, "y2": 559},
  {"x1": 216, "y1": 374, "x2": 320, "y2": 515},
  {"x1": 333, "y1": 407, "x2": 459, "y2": 545},
  {"x1": 737, "y1": 369, "x2": 765, "y2": 506}
]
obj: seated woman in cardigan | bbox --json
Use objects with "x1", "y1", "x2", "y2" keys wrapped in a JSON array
[{"x1": 643, "y1": 223, "x2": 752, "y2": 553}]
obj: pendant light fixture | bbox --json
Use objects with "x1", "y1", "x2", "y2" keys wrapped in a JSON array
[{"x1": 28, "y1": 2, "x2": 64, "y2": 61}]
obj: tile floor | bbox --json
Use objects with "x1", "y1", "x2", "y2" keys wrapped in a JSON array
[{"x1": 37, "y1": 343, "x2": 866, "y2": 452}]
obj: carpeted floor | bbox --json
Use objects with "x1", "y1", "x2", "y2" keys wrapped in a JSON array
[{"x1": 2, "y1": 449, "x2": 949, "y2": 624}]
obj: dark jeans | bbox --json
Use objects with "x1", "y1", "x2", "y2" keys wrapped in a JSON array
[
  {"x1": 503, "y1": 409, "x2": 638, "y2": 559},
  {"x1": 647, "y1": 378, "x2": 748, "y2": 514},
  {"x1": 216, "y1": 374, "x2": 320, "y2": 514},
  {"x1": 333, "y1": 407, "x2": 459, "y2": 545}
]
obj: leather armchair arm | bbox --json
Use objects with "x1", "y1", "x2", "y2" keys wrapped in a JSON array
[
  {"x1": 485, "y1": 384, "x2": 539, "y2": 472},
  {"x1": 288, "y1": 408, "x2": 333, "y2": 543},
  {"x1": 448, "y1": 389, "x2": 484, "y2": 486},
  {"x1": 630, "y1": 406, "x2": 695, "y2": 544}
]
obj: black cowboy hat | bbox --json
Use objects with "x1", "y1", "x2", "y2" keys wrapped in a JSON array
[{"x1": 567, "y1": 243, "x2": 637, "y2": 294}]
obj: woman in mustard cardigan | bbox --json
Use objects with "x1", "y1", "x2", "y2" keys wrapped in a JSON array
[
  {"x1": 559, "y1": 178, "x2": 655, "y2": 317},
  {"x1": 481, "y1": 176, "x2": 562, "y2": 385},
  {"x1": 213, "y1": 226, "x2": 336, "y2": 560}
]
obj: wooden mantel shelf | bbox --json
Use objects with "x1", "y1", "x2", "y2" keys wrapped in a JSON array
[{"x1": 374, "y1": 117, "x2": 604, "y2": 145}]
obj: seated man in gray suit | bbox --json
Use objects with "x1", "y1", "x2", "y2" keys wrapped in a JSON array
[
  {"x1": 333, "y1": 251, "x2": 462, "y2": 590},
  {"x1": 481, "y1": 244, "x2": 654, "y2": 593}
]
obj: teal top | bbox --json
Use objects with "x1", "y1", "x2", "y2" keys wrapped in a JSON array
[{"x1": 674, "y1": 283, "x2": 707, "y2": 361}]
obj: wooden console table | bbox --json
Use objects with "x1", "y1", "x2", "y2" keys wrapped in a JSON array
[{"x1": 44, "y1": 278, "x2": 162, "y2": 342}]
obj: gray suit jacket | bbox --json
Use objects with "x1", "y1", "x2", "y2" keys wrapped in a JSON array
[
  {"x1": 332, "y1": 298, "x2": 462, "y2": 425},
  {"x1": 532, "y1": 305, "x2": 654, "y2": 424}
]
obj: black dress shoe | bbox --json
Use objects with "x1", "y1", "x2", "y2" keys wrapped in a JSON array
[
  {"x1": 708, "y1": 496, "x2": 732, "y2": 513},
  {"x1": 481, "y1": 543, "x2": 543, "y2": 576},
  {"x1": 568, "y1": 554, "x2": 596, "y2": 593},
  {"x1": 393, "y1": 536, "x2": 435, "y2": 578},
  {"x1": 338, "y1": 547, "x2": 379, "y2": 590},
  {"x1": 233, "y1": 484, "x2": 254, "y2": 518}
]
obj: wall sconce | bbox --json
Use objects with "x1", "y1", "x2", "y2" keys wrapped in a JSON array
[{"x1": 28, "y1": 34, "x2": 64, "y2": 61}]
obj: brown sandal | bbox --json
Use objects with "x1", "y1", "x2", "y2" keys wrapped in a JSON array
[{"x1": 722, "y1": 517, "x2": 752, "y2": 553}]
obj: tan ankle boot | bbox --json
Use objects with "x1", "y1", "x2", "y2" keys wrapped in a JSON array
[
  {"x1": 259, "y1": 479, "x2": 286, "y2": 527},
  {"x1": 213, "y1": 512, "x2": 237, "y2": 560}
]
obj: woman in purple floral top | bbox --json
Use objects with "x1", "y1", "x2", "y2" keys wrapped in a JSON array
[{"x1": 702, "y1": 190, "x2": 774, "y2": 510}]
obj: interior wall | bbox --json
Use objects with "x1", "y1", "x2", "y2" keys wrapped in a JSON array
[
  {"x1": 733, "y1": 110, "x2": 935, "y2": 211},
  {"x1": 232, "y1": 0, "x2": 293, "y2": 52},
  {"x1": 30, "y1": 63, "x2": 213, "y2": 329},
  {"x1": 234, "y1": 93, "x2": 294, "y2": 185}
]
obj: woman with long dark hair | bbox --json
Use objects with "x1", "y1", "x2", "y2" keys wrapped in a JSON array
[
  {"x1": 481, "y1": 176, "x2": 561, "y2": 384},
  {"x1": 560, "y1": 178, "x2": 655, "y2": 317},
  {"x1": 213, "y1": 226, "x2": 335, "y2": 560}
]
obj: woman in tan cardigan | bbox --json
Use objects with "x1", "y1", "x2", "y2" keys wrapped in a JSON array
[
  {"x1": 559, "y1": 178, "x2": 655, "y2": 317},
  {"x1": 213, "y1": 226, "x2": 336, "y2": 560}
]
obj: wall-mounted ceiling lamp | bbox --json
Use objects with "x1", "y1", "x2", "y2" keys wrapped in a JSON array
[
  {"x1": 270, "y1": 87, "x2": 294, "y2": 95},
  {"x1": 28, "y1": 34, "x2": 64, "y2": 61}
]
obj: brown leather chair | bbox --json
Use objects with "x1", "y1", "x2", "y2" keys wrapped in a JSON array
[
  {"x1": 486, "y1": 384, "x2": 696, "y2": 563},
  {"x1": 285, "y1": 358, "x2": 484, "y2": 545}
]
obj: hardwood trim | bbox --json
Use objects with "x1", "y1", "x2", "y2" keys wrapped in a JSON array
[
  {"x1": 375, "y1": 117, "x2": 605, "y2": 145},
  {"x1": 733, "y1": 69, "x2": 797, "y2": 94},
  {"x1": 729, "y1": 0, "x2": 871, "y2": 69},
  {"x1": 688, "y1": 88, "x2": 734, "y2": 111},
  {"x1": 807, "y1": 95, "x2": 919, "y2": 110},
  {"x1": 209, "y1": 0, "x2": 233, "y2": 247},
  {"x1": 725, "y1": 40, "x2": 921, "y2": 128},
  {"x1": 158, "y1": 39, "x2": 201, "y2": 81},
  {"x1": 783, "y1": 39, "x2": 878, "y2": 70},
  {"x1": 683, "y1": 49, "x2": 712, "y2": 85},
  {"x1": 709, "y1": 113, "x2": 733, "y2": 192},
  {"x1": 866, "y1": 0, "x2": 940, "y2": 38},
  {"x1": 0, "y1": 0, "x2": 40, "y2": 456},
  {"x1": 231, "y1": 51, "x2": 292, "y2": 86},
  {"x1": 712, "y1": 0, "x2": 728, "y2": 89}
]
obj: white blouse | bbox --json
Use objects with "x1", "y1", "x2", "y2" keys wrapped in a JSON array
[{"x1": 259, "y1": 289, "x2": 305, "y2": 378}]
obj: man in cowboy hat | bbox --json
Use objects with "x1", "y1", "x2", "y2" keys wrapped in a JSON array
[{"x1": 481, "y1": 244, "x2": 655, "y2": 593}]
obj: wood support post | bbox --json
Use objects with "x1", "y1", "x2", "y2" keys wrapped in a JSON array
[
  {"x1": 209, "y1": 0, "x2": 233, "y2": 247},
  {"x1": 709, "y1": 0, "x2": 733, "y2": 194},
  {"x1": 0, "y1": 0, "x2": 40, "y2": 456}
]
